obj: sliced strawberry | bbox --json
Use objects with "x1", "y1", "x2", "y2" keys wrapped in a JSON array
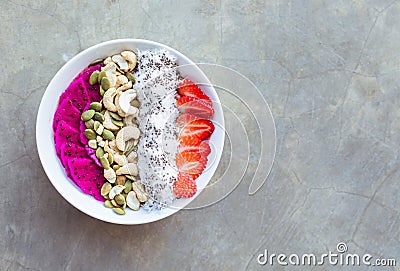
[
  {"x1": 176, "y1": 113, "x2": 199, "y2": 128},
  {"x1": 180, "y1": 119, "x2": 215, "y2": 141},
  {"x1": 199, "y1": 141, "x2": 211, "y2": 157},
  {"x1": 173, "y1": 177, "x2": 197, "y2": 198},
  {"x1": 176, "y1": 151, "x2": 207, "y2": 174},
  {"x1": 177, "y1": 96, "x2": 214, "y2": 118},
  {"x1": 178, "y1": 136, "x2": 202, "y2": 153},
  {"x1": 179, "y1": 137, "x2": 211, "y2": 157},
  {"x1": 178, "y1": 172, "x2": 200, "y2": 182},
  {"x1": 178, "y1": 79, "x2": 212, "y2": 104}
]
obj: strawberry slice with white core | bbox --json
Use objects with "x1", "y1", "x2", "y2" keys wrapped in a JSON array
[
  {"x1": 178, "y1": 79, "x2": 212, "y2": 105},
  {"x1": 177, "y1": 96, "x2": 214, "y2": 118},
  {"x1": 176, "y1": 151, "x2": 207, "y2": 175},
  {"x1": 180, "y1": 119, "x2": 215, "y2": 141},
  {"x1": 176, "y1": 113, "x2": 200, "y2": 128}
]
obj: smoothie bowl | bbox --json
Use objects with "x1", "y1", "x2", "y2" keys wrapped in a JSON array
[{"x1": 36, "y1": 39, "x2": 224, "y2": 224}]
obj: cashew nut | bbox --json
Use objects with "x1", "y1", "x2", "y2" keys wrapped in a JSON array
[
  {"x1": 119, "y1": 89, "x2": 139, "y2": 116},
  {"x1": 108, "y1": 139, "x2": 119, "y2": 152},
  {"x1": 114, "y1": 153, "x2": 128, "y2": 166},
  {"x1": 127, "y1": 151, "x2": 137, "y2": 163},
  {"x1": 115, "y1": 92, "x2": 127, "y2": 117},
  {"x1": 107, "y1": 73, "x2": 117, "y2": 88},
  {"x1": 102, "y1": 62, "x2": 117, "y2": 74},
  {"x1": 116, "y1": 81, "x2": 132, "y2": 92},
  {"x1": 109, "y1": 184, "x2": 125, "y2": 199},
  {"x1": 103, "y1": 56, "x2": 112, "y2": 65},
  {"x1": 116, "y1": 126, "x2": 140, "y2": 151},
  {"x1": 103, "y1": 111, "x2": 119, "y2": 131},
  {"x1": 116, "y1": 163, "x2": 138, "y2": 176},
  {"x1": 103, "y1": 88, "x2": 118, "y2": 112},
  {"x1": 124, "y1": 115, "x2": 138, "y2": 127},
  {"x1": 121, "y1": 51, "x2": 137, "y2": 71},
  {"x1": 116, "y1": 75, "x2": 128, "y2": 86},
  {"x1": 104, "y1": 143, "x2": 115, "y2": 156},
  {"x1": 126, "y1": 191, "x2": 140, "y2": 210},
  {"x1": 112, "y1": 54, "x2": 129, "y2": 71},
  {"x1": 132, "y1": 181, "x2": 148, "y2": 202},
  {"x1": 104, "y1": 168, "x2": 116, "y2": 183}
]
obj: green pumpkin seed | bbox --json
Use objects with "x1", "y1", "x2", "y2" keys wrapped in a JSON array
[
  {"x1": 84, "y1": 119, "x2": 94, "y2": 129},
  {"x1": 93, "y1": 112, "x2": 105, "y2": 122},
  {"x1": 126, "y1": 72, "x2": 136, "y2": 83},
  {"x1": 130, "y1": 99, "x2": 140, "y2": 108},
  {"x1": 84, "y1": 129, "x2": 96, "y2": 140},
  {"x1": 115, "y1": 194, "x2": 126, "y2": 206},
  {"x1": 125, "y1": 175, "x2": 136, "y2": 181},
  {"x1": 90, "y1": 58, "x2": 103, "y2": 66},
  {"x1": 113, "y1": 164, "x2": 120, "y2": 171},
  {"x1": 111, "y1": 119, "x2": 124, "y2": 127},
  {"x1": 99, "y1": 85, "x2": 105, "y2": 96},
  {"x1": 81, "y1": 109, "x2": 95, "y2": 121},
  {"x1": 96, "y1": 147, "x2": 104, "y2": 159},
  {"x1": 101, "y1": 182, "x2": 112, "y2": 196},
  {"x1": 99, "y1": 156, "x2": 110, "y2": 169},
  {"x1": 107, "y1": 152, "x2": 114, "y2": 164},
  {"x1": 97, "y1": 71, "x2": 107, "y2": 84},
  {"x1": 124, "y1": 140, "x2": 135, "y2": 156},
  {"x1": 89, "y1": 71, "x2": 100, "y2": 85},
  {"x1": 93, "y1": 121, "x2": 101, "y2": 131},
  {"x1": 109, "y1": 111, "x2": 122, "y2": 120},
  {"x1": 104, "y1": 200, "x2": 113, "y2": 208},
  {"x1": 102, "y1": 129, "x2": 115, "y2": 140},
  {"x1": 89, "y1": 102, "x2": 102, "y2": 112},
  {"x1": 124, "y1": 180, "x2": 132, "y2": 193},
  {"x1": 113, "y1": 207, "x2": 125, "y2": 215},
  {"x1": 101, "y1": 77, "x2": 111, "y2": 90}
]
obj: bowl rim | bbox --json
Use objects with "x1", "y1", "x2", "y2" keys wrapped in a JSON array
[{"x1": 36, "y1": 38, "x2": 225, "y2": 224}]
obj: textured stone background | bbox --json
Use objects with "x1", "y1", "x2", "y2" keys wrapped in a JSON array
[{"x1": 1, "y1": 0, "x2": 400, "y2": 270}]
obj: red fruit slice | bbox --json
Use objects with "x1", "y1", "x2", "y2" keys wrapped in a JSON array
[
  {"x1": 180, "y1": 119, "x2": 215, "y2": 141},
  {"x1": 173, "y1": 177, "x2": 197, "y2": 198},
  {"x1": 60, "y1": 143, "x2": 88, "y2": 170},
  {"x1": 176, "y1": 113, "x2": 199, "y2": 128},
  {"x1": 79, "y1": 64, "x2": 103, "y2": 102},
  {"x1": 178, "y1": 137, "x2": 202, "y2": 153},
  {"x1": 178, "y1": 137, "x2": 211, "y2": 157},
  {"x1": 67, "y1": 158, "x2": 105, "y2": 201},
  {"x1": 199, "y1": 141, "x2": 211, "y2": 157},
  {"x1": 178, "y1": 172, "x2": 200, "y2": 182},
  {"x1": 178, "y1": 79, "x2": 212, "y2": 104},
  {"x1": 52, "y1": 98, "x2": 82, "y2": 132},
  {"x1": 54, "y1": 121, "x2": 81, "y2": 157},
  {"x1": 176, "y1": 151, "x2": 207, "y2": 174},
  {"x1": 59, "y1": 78, "x2": 90, "y2": 112},
  {"x1": 177, "y1": 96, "x2": 214, "y2": 118}
]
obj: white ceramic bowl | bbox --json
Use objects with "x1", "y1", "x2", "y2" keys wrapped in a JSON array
[{"x1": 36, "y1": 39, "x2": 225, "y2": 224}]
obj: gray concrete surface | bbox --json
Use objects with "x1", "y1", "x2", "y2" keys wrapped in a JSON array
[{"x1": 1, "y1": 0, "x2": 400, "y2": 270}]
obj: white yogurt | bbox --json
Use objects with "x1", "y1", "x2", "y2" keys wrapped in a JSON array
[{"x1": 134, "y1": 49, "x2": 180, "y2": 210}]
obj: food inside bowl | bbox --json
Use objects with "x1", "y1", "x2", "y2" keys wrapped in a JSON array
[{"x1": 53, "y1": 48, "x2": 215, "y2": 215}]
